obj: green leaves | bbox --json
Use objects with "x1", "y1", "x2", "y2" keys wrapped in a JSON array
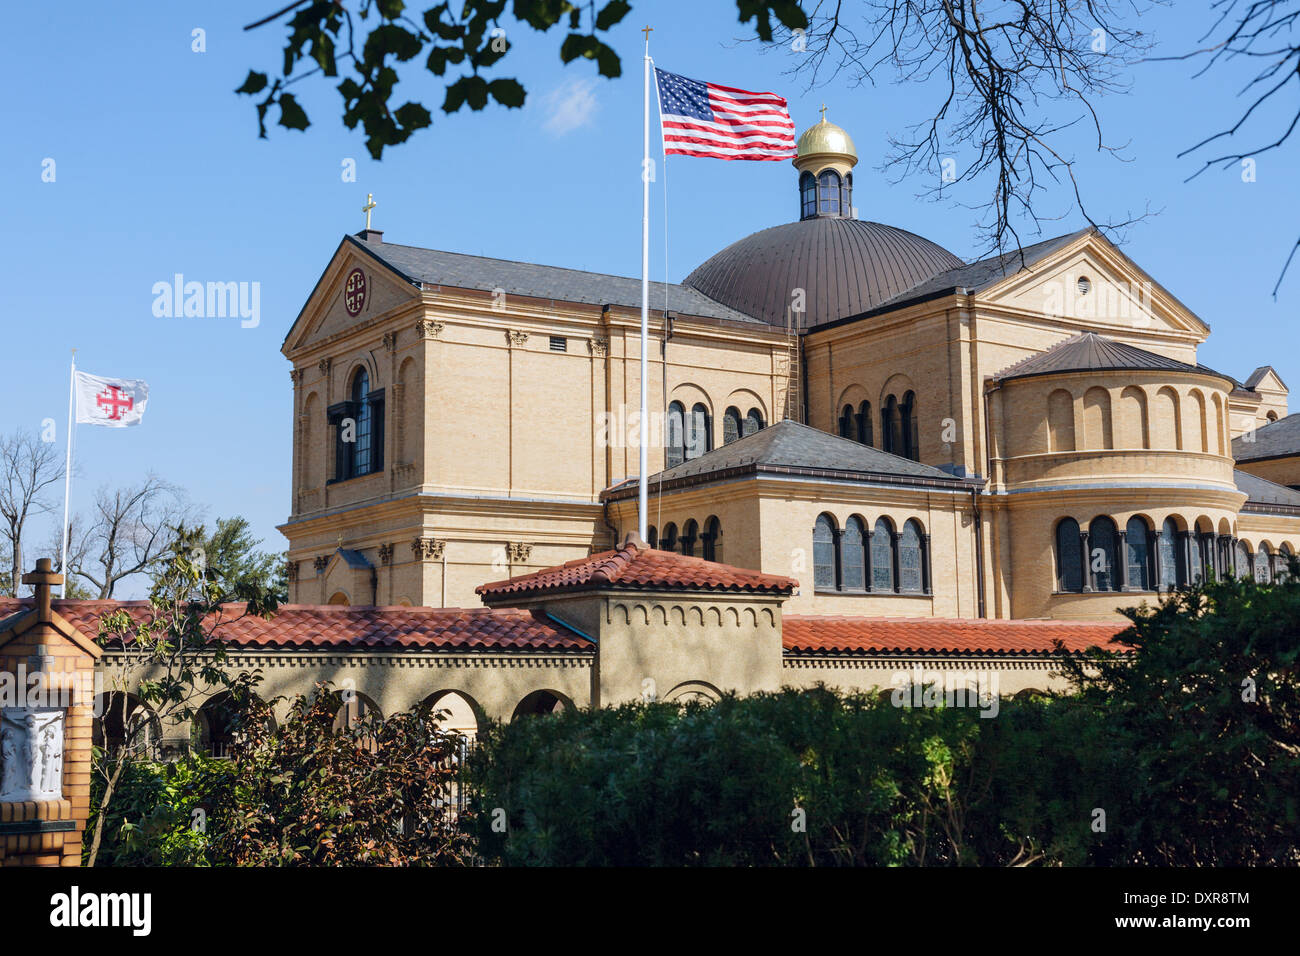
[{"x1": 239, "y1": 0, "x2": 807, "y2": 158}]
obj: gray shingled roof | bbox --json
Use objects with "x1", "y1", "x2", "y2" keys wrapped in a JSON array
[
  {"x1": 1233, "y1": 413, "x2": 1300, "y2": 462},
  {"x1": 989, "y1": 331, "x2": 1232, "y2": 383},
  {"x1": 1234, "y1": 469, "x2": 1300, "y2": 508},
  {"x1": 351, "y1": 235, "x2": 762, "y2": 325},
  {"x1": 605, "y1": 420, "x2": 968, "y2": 499}
]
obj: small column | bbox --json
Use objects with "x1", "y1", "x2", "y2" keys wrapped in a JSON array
[
  {"x1": 1117, "y1": 530, "x2": 1130, "y2": 591},
  {"x1": 1080, "y1": 530, "x2": 1093, "y2": 592}
]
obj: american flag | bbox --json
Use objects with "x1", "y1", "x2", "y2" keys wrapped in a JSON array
[{"x1": 654, "y1": 67, "x2": 796, "y2": 161}]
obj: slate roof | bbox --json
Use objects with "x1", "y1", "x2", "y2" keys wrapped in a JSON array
[
  {"x1": 1243, "y1": 366, "x2": 1286, "y2": 390},
  {"x1": 1233, "y1": 413, "x2": 1300, "y2": 462},
  {"x1": 683, "y1": 218, "x2": 965, "y2": 328},
  {"x1": 0, "y1": 600, "x2": 592, "y2": 652},
  {"x1": 989, "y1": 331, "x2": 1232, "y2": 384},
  {"x1": 351, "y1": 235, "x2": 761, "y2": 326},
  {"x1": 1234, "y1": 469, "x2": 1300, "y2": 510},
  {"x1": 477, "y1": 536, "x2": 797, "y2": 603},
  {"x1": 605, "y1": 420, "x2": 970, "y2": 500},
  {"x1": 782, "y1": 616, "x2": 1129, "y2": 655}
]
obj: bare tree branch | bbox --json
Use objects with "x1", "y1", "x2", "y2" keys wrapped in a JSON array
[{"x1": 0, "y1": 429, "x2": 65, "y2": 596}]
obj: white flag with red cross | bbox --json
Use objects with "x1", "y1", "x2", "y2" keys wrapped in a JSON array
[{"x1": 74, "y1": 371, "x2": 149, "y2": 427}]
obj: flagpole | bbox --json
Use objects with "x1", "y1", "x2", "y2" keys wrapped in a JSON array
[
  {"x1": 59, "y1": 349, "x2": 76, "y2": 598},
  {"x1": 638, "y1": 25, "x2": 652, "y2": 543}
]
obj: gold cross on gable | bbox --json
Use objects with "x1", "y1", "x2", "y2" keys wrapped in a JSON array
[
  {"x1": 641, "y1": 24, "x2": 653, "y2": 42},
  {"x1": 819, "y1": 103, "x2": 827, "y2": 122},
  {"x1": 363, "y1": 193, "x2": 377, "y2": 230}
]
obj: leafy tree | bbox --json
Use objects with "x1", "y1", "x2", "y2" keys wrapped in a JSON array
[
  {"x1": 198, "y1": 681, "x2": 474, "y2": 865},
  {"x1": 169, "y1": 516, "x2": 289, "y2": 603},
  {"x1": 84, "y1": 546, "x2": 281, "y2": 866},
  {"x1": 236, "y1": 0, "x2": 808, "y2": 158},
  {"x1": 1056, "y1": 562, "x2": 1300, "y2": 865}
]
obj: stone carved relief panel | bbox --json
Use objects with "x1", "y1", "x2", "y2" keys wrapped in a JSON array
[{"x1": 0, "y1": 708, "x2": 64, "y2": 802}]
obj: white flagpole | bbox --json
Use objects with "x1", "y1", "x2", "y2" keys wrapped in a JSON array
[
  {"x1": 59, "y1": 349, "x2": 76, "y2": 598},
  {"x1": 638, "y1": 25, "x2": 652, "y2": 543}
]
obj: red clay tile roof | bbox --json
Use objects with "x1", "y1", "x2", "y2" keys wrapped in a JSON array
[
  {"x1": 0, "y1": 599, "x2": 591, "y2": 652},
  {"x1": 476, "y1": 537, "x2": 798, "y2": 603},
  {"x1": 782, "y1": 616, "x2": 1131, "y2": 656}
]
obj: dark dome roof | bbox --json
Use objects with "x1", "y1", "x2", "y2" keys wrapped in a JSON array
[{"x1": 684, "y1": 218, "x2": 964, "y2": 327}]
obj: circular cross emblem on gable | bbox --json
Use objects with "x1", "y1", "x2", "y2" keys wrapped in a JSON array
[{"x1": 344, "y1": 268, "x2": 368, "y2": 316}]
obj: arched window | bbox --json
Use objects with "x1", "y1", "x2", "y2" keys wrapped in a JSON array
[
  {"x1": 1277, "y1": 543, "x2": 1293, "y2": 581},
  {"x1": 799, "y1": 171, "x2": 817, "y2": 219},
  {"x1": 857, "y1": 401, "x2": 873, "y2": 446},
  {"x1": 1047, "y1": 389, "x2": 1075, "y2": 452},
  {"x1": 1235, "y1": 540, "x2": 1251, "y2": 579},
  {"x1": 197, "y1": 693, "x2": 241, "y2": 758},
  {"x1": 681, "y1": 519, "x2": 699, "y2": 557},
  {"x1": 842, "y1": 172, "x2": 854, "y2": 214},
  {"x1": 882, "y1": 396, "x2": 898, "y2": 455},
  {"x1": 1125, "y1": 517, "x2": 1152, "y2": 590},
  {"x1": 899, "y1": 519, "x2": 925, "y2": 593},
  {"x1": 647, "y1": 525, "x2": 658, "y2": 549},
  {"x1": 1267, "y1": 410, "x2": 1279, "y2": 423},
  {"x1": 744, "y1": 408, "x2": 764, "y2": 436},
  {"x1": 1254, "y1": 545, "x2": 1272, "y2": 584},
  {"x1": 687, "y1": 403, "x2": 711, "y2": 459},
  {"x1": 1056, "y1": 518, "x2": 1083, "y2": 592},
  {"x1": 666, "y1": 402, "x2": 686, "y2": 468},
  {"x1": 871, "y1": 517, "x2": 895, "y2": 592},
  {"x1": 813, "y1": 514, "x2": 838, "y2": 590},
  {"x1": 703, "y1": 516, "x2": 722, "y2": 563},
  {"x1": 841, "y1": 516, "x2": 866, "y2": 590},
  {"x1": 723, "y1": 407, "x2": 742, "y2": 445},
  {"x1": 1158, "y1": 518, "x2": 1185, "y2": 590},
  {"x1": 661, "y1": 523, "x2": 679, "y2": 553},
  {"x1": 839, "y1": 405, "x2": 855, "y2": 439},
  {"x1": 900, "y1": 391, "x2": 918, "y2": 460},
  {"x1": 1089, "y1": 516, "x2": 1120, "y2": 591},
  {"x1": 817, "y1": 170, "x2": 842, "y2": 215},
  {"x1": 330, "y1": 367, "x2": 385, "y2": 481}
]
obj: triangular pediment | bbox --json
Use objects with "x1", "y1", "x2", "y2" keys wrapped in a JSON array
[
  {"x1": 282, "y1": 237, "x2": 421, "y2": 356},
  {"x1": 977, "y1": 232, "x2": 1210, "y2": 342}
]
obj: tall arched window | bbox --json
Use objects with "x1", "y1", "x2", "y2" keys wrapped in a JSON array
[
  {"x1": 1277, "y1": 544, "x2": 1293, "y2": 581},
  {"x1": 900, "y1": 391, "x2": 918, "y2": 460},
  {"x1": 899, "y1": 519, "x2": 925, "y2": 593},
  {"x1": 813, "y1": 514, "x2": 838, "y2": 590},
  {"x1": 723, "y1": 407, "x2": 742, "y2": 445},
  {"x1": 666, "y1": 402, "x2": 686, "y2": 468},
  {"x1": 744, "y1": 408, "x2": 764, "y2": 436},
  {"x1": 1254, "y1": 545, "x2": 1272, "y2": 584},
  {"x1": 681, "y1": 519, "x2": 699, "y2": 557},
  {"x1": 1125, "y1": 517, "x2": 1152, "y2": 590},
  {"x1": 1234, "y1": 540, "x2": 1251, "y2": 579},
  {"x1": 841, "y1": 516, "x2": 866, "y2": 590},
  {"x1": 330, "y1": 367, "x2": 384, "y2": 481},
  {"x1": 839, "y1": 405, "x2": 855, "y2": 439},
  {"x1": 799, "y1": 171, "x2": 817, "y2": 219},
  {"x1": 647, "y1": 525, "x2": 658, "y2": 549},
  {"x1": 817, "y1": 170, "x2": 842, "y2": 215},
  {"x1": 1158, "y1": 518, "x2": 1185, "y2": 590},
  {"x1": 661, "y1": 523, "x2": 678, "y2": 553},
  {"x1": 882, "y1": 397, "x2": 898, "y2": 455},
  {"x1": 857, "y1": 401, "x2": 873, "y2": 446},
  {"x1": 687, "y1": 403, "x2": 711, "y2": 459},
  {"x1": 871, "y1": 517, "x2": 895, "y2": 592},
  {"x1": 703, "y1": 516, "x2": 722, "y2": 563},
  {"x1": 351, "y1": 369, "x2": 373, "y2": 475},
  {"x1": 1056, "y1": 518, "x2": 1083, "y2": 592},
  {"x1": 1089, "y1": 516, "x2": 1120, "y2": 591}
]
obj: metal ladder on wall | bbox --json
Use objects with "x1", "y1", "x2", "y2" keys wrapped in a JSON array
[{"x1": 778, "y1": 305, "x2": 803, "y2": 423}]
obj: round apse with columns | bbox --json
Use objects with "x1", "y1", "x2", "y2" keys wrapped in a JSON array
[{"x1": 984, "y1": 334, "x2": 1248, "y2": 619}]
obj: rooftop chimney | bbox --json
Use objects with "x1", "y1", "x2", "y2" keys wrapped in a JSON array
[
  {"x1": 20, "y1": 558, "x2": 63, "y2": 623},
  {"x1": 356, "y1": 228, "x2": 384, "y2": 243}
]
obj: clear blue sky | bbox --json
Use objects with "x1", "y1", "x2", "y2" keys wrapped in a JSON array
[{"x1": 4, "y1": 1, "x2": 1296, "y2": 597}]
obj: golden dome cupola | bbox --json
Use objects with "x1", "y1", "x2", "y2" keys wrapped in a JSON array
[{"x1": 793, "y1": 107, "x2": 857, "y2": 220}]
